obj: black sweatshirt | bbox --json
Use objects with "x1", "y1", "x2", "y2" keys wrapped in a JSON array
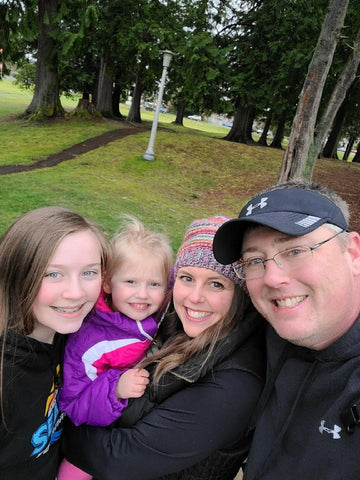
[
  {"x1": 244, "y1": 315, "x2": 360, "y2": 479},
  {"x1": 0, "y1": 330, "x2": 65, "y2": 479}
]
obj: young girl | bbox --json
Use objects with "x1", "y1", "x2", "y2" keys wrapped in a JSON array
[
  {"x1": 0, "y1": 206, "x2": 108, "y2": 480},
  {"x1": 58, "y1": 216, "x2": 173, "y2": 480}
]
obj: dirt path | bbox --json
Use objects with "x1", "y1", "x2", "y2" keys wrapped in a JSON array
[{"x1": 0, "y1": 123, "x2": 149, "y2": 175}]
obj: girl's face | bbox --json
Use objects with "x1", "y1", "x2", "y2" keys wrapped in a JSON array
[
  {"x1": 104, "y1": 251, "x2": 166, "y2": 321},
  {"x1": 173, "y1": 266, "x2": 235, "y2": 338},
  {"x1": 31, "y1": 229, "x2": 102, "y2": 343}
]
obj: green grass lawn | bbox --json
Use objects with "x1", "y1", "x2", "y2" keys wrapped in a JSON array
[
  {"x1": 0, "y1": 78, "x2": 81, "y2": 115},
  {"x1": 1, "y1": 77, "x2": 359, "y2": 250}
]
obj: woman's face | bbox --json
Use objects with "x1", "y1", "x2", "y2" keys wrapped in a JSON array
[{"x1": 173, "y1": 266, "x2": 235, "y2": 338}]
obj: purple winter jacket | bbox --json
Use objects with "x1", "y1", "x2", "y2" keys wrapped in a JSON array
[{"x1": 58, "y1": 298, "x2": 158, "y2": 427}]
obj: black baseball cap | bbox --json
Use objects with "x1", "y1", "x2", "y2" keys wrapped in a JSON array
[{"x1": 213, "y1": 188, "x2": 348, "y2": 265}]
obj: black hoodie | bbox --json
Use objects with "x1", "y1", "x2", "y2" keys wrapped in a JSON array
[
  {"x1": 0, "y1": 330, "x2": 65, "y2": 479},
  {"x1": 244, "y1": 315, "x2": 360, "y2": 480}
]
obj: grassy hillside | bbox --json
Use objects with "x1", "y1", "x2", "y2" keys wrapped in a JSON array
[{"x1": 1, "y1": 78, "x2": 359, "y2": 249}]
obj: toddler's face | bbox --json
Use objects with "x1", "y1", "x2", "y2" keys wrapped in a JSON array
[{"x1": 104, "y1": 253, "x2": 166, "y2": 321}]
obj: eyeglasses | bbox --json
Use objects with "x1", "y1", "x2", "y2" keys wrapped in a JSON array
[{"x1": 233, "y1": 230, "x2": 346, "y2": 281}]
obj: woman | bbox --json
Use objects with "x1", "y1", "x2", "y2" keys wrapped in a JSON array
[{"x1": 63, "y1": 216, "x2": 265, "y2": 480}]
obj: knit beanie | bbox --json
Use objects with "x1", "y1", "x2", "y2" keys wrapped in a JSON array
[{"x1": 175, "y1": 216, "x2": 242, "y2": 285}]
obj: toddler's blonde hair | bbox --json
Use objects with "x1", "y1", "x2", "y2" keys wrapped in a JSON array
[{"x1": 107, "y1": 215, "x2": 173, "y2": 289}]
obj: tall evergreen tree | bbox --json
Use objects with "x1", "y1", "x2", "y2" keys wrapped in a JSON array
[
  {"x1": 223, "y1": 0, "x2": 327, "y2": 145},
  {"x1": 25, "y1": 0, "x2": 64, "y2": 119}
]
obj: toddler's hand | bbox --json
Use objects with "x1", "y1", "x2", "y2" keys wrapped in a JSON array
[{"x1": 116, "y1": 368, "x2": 150, "y2": 399}]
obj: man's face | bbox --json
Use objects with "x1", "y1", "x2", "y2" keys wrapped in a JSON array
[{"x1": 242, "y1": 225, "x2": 360, "y2": 350}]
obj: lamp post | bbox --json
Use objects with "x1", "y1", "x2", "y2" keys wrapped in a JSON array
[{"x1": 143, "y1": 50, "x2": 174, "y2": 161}]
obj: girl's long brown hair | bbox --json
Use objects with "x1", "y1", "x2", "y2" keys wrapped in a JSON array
[{"x1": 0, "y1": 206, "x2": 109, "y2": 425}]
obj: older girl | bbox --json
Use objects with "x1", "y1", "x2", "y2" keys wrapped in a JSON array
[
  {"x1": 64, "y1": 216, "x2": 265, "y2": 480},
  {"x1": 0, "y1": 206, "x2": 108, "y2": 480}
]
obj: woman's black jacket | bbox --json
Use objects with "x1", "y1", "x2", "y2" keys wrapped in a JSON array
[{"x1": 63, "y1": 308, "x2": 265, "y2": 480}]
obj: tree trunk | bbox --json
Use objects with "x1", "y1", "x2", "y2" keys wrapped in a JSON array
[
  {"x1": 126, "y1": 73, "x2": 143, "y2": 123},
  {"x1": 278, "y1": 0, "x2": 350, "y2": 181},
  {"x1": 92, "y1": 66, "x2": 99, "y2": 107},
  {"x1": 352, "y1": 141, "x2": 360, "y2": 163},
  {"x1": 112, "y1": 83, "x2": 125, "y2": 119},
  {"x1": 25, "y1": 0, "x2": 64, "y2": 120},
  {"x1": 257, "y1": 112, "x2": 272, "y2": 146},
  {"x1": 96, "y1": 56, "x2": 115, "y2": 118},
  {"x1": 68, "y1": 97, "x2": 102, "y2": 119},
  {"x1": 306, "y1": 27, "x2": 360, "y2": 174},
  {"x1": 322, "y1": 132, "x2": 340, "y2": 159},
  {"x1": 270, "y1": 114, "x2": 286, "y2": 149},
  {"x1": 174, "y1": 98, "x2": 186, "y2": 125},
  {"x1": 246, "y1": 107, "x2": 257, "y2": 145},
  {"x1": 321, "y1": 98, "x2": 347, "y2": 159},
  {"x1": 343, "y1": 135, "x2": 356, "y2": 161},
  {"x1": 224, "y1": 103, "x2": 253, "y2": 144}
]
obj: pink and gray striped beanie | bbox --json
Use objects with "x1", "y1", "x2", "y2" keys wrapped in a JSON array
[{"x1": 175, "y1": 216, "x2": 242, "y2": 284}]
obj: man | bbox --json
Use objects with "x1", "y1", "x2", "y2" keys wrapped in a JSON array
[{"x1": 213, "y1": 180, "x2": 360, "y2": 479}]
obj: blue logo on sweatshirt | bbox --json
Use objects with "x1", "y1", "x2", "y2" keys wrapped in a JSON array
[
  {"x1": 30, "y1": 366, "x2": 65, "y2": 457},
  {"x1": 30, "y1": 400, "x2": 64, "y2": 457}
]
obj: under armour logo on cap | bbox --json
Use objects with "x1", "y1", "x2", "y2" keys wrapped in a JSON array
[{"x1": 246, "y1": 197, "x2": 268, "y2": 216}]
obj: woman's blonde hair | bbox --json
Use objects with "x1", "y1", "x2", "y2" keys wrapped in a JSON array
[{"x1": 106, "y1": 215, "x2": 173, "y2": 289}]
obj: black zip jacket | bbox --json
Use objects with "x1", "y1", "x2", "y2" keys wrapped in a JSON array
[{"x1": 63, "y1": 309, "x2": 266, "y2": 480}]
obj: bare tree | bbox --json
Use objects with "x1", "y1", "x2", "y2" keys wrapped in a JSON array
[
  {"x1": 278, "y1": 0, "x2": 349, "y2": 181},
  {"x1": 306, "y1": 28, "x2": 360, "y2": 175}
]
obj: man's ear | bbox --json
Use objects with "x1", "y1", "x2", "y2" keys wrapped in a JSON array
[
  {"x1": 103, "y1": 279, "x2": 112, "y2": 294},
  {"x1": 347, "y1": 232, "x2": 360, "y2": 276}
]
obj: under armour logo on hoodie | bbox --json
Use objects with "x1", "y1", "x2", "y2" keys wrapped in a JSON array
[{"x1": 319, "y1": 420, "x2": 342, "y2": 439}]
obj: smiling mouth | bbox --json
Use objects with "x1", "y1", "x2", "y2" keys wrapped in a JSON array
[
  {"x1": 130, "y1": 303, "x2": 150, "y2": 311},
  {"x1": 186, "y1": 308, "x2": 210, "y2": 319},
  {"x1": 274, "y1": 296, "x2": 307, "y2": 308},
  {"x1": 51, "y1": 306, "x2": 83, "y2": 313}
]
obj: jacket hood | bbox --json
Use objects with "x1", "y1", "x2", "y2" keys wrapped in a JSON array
[{"x1": 2, "y1": 330, "x2": 64, "y2": 372}]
